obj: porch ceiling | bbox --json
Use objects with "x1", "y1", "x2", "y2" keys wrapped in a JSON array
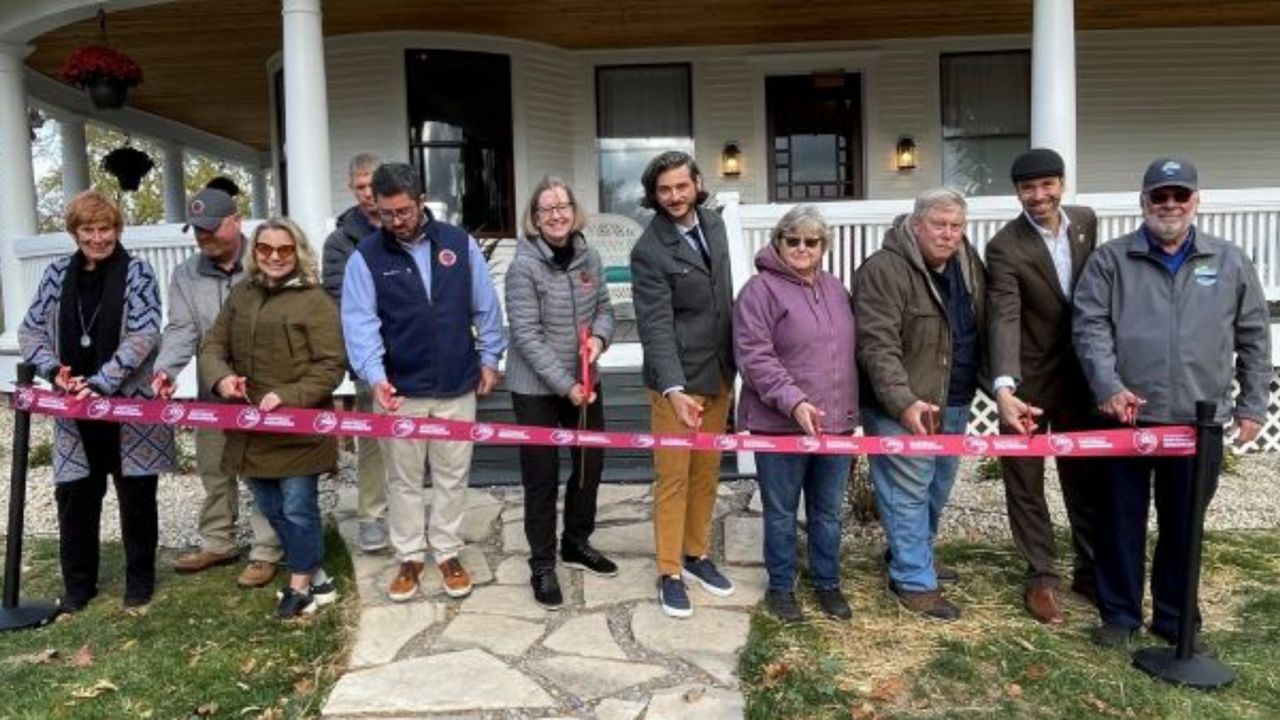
[{"x1": 24, "y1": 0, "x2": 1280, "y2": 152}]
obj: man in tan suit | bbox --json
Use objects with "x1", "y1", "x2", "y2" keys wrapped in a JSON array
[{"x1": 985, "y1": 148, "x2": 1098, "y2": 624}]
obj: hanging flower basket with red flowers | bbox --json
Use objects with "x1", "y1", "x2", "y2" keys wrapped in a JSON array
[{"x1": 61, "y1": 45, "x2": 143, "y2": 110}]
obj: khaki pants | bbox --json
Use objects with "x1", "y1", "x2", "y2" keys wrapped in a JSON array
[
  {"x1": 353, "y1": 380, "x2": 387, "y2": 522},
  {"x1": 649, "y1": 384, "x2": 731, "y2": 577},
  {"x1": 194, "y1": 428, "x2": 282, "y2": 562},
  {"x1": 377, "y1": 393, "x2": 475, "y2": 564}
]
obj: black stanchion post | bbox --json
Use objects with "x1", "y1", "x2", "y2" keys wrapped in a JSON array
[
  {"x1": 1131, "y1": 400, "x2": 1235, "y2": 689},
  {"x1": 1, "y1": 362, "x2": 59, "y2": 631}
]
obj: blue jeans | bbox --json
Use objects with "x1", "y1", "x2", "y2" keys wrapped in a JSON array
[
  {"x1": 863, "y1": 405, "x2": 969, "y2": 592},
  {"x1": 755, "y1": 452, "x2": 851, "y2": 592},
  {"x1": 248, "y1": 475, "x2": 323, "y2": 575}
]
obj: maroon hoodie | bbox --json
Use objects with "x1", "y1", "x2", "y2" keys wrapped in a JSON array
[{"x1": 733, "y1": 244, "x2": 858, "y2": 435}]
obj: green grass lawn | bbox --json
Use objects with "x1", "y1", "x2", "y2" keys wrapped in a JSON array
[
  {"x1": 0, "y1": 528, "x2": 355, "y2": 719},
  {"x1": 741, "y1": 531, "x2": 1280, "y2": 719}
]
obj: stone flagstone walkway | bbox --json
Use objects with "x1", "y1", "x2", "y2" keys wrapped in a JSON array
[{"x1": 322, "y1": 481, "x2": 766, "y2": 719}]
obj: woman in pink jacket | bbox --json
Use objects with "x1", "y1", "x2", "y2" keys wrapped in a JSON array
[{"x1": 733, "y1": 204, "x2": 858, "y2": 623}]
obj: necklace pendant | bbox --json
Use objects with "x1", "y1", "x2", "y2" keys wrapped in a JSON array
[{"x1": 80, "y1": 334, "x2": 92, "y2": 348}]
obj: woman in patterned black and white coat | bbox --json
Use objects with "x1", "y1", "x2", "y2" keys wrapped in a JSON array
[{"x1": 19, "y1": 190, "x2": 175, "y2": 615}]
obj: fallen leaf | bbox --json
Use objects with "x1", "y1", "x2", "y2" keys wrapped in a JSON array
[
  {"x1": 1012, "y1": 637, "x2": 1037, "y2": 652},
  {"x1": 293, "y1": 676, "x2": 314, "y2": 695},
  {"x1": 1024, "y1": 663, "x2": 1049, "y2": 681},
  {"x1": 69, "y1": 679, "x2": 118, "y2": 698},
  {"x1": 239, "y1": 657, "x2": 258, "y2": 675},
  {"x1": 4, "y1": 648, "x2": 59, "y2": 666},
  {"x1": 196, "y1": 702, "x2": 219, "y2": 716},
  {"x1": 852, "y1": 701, "x2": 879, "y2": 720},
  {"x1": 762, "y1": 661, "x2": 790, "y2": 687},
  {"x1": 869, "y1": 676, "x2": 908, "y2": 704},
  {"x1": 70, "y1": 645, "x2": 93, "y2": 668},
  {"x1": 119, "y1": 639, "x2": 137, "y2": 651},
  {"x1": 681, "y1": 685, "x2": 707, "y2": 703},
  {"x1": 1006, "y1": 682, "x2": 1023, "y2": 699}
]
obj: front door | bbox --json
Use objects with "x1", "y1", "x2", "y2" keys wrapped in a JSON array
[{"x1": 766, "y1": 73, "x2": 864, "y2": 202}]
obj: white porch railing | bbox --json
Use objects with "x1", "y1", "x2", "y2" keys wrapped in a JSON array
[{"x1": 719, "y1": 187, "x2": 1280, "y2": 302}]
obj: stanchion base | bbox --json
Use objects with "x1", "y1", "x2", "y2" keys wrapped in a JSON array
[
  {"x1": 1132, "y1": 646, "x2": 1236, "y2": 690},
  {"x1": 0, "y1": 601, "x2": 60, "y2": 631}
]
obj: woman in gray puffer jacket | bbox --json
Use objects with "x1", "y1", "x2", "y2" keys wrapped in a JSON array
[{"x1": 505, "y1": 176, "x2": 615, "y2": 610}]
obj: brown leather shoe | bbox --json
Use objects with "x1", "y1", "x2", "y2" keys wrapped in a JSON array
[
  {"x1": 890, "y1": 582, "x2": 961, "y2": 621},
  {"x1": 388, "y1": 560, "x2": 424, "y2": 602},
  {"x1": 173, "y1": 549, "x2": 239, "y2": 574},
  {"x1": 438, "y1": 557, "x2": 473, "y2": 598},
  {"x1": 1025, "y1": 585, "x2": 1064, "y2": 624},
  {"x1": 237, "y1": 561, "x2": 278, "y2": 589}
]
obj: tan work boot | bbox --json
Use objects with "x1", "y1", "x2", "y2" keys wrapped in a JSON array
[
  {"x1": 173, "y1": 549, "x2": 239, "y2": 574},
  {"x1": 237, "y1": 561, "x2": 278, "y2": 589},
  {"x1": 438, "y1": 557, "x2": 473, "y2": 598}
]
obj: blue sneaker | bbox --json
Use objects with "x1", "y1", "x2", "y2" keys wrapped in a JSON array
[
  {"x1": 682, "y1": 556, "x2": 735, "y2": 597},
  {"x1": 659, "y1": 575, "x2": 693, "y2": 618}
]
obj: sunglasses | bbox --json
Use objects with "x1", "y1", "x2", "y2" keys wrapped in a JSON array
[
  {"x1": 254, "y1": 242, "x2": 296, "y2": 260},
  {"x1": 1148, "y1": 187, "x2": 1193, "y2": 205},
  {"x1": 783, "y1": 236, "x2": 822, "y2": 249}
]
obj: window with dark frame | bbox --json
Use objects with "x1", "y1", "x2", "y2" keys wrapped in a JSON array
[
  {"x1": 940, "y1": 50, "x2": 1031, "y2": 196},
  {"x1": 595, "y1": 63, "x2": 694, "y2": 222},
  {"x1": 405, "y1": 49, "x2": 515, "y2": 238},
  {"x1": 765, "y1": 73, "x2": 864, "y2": 202}
]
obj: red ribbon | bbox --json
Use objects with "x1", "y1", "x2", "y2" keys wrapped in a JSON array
[{"x1": 10, "y1": 387, "x2": 1196, "y2": 458}]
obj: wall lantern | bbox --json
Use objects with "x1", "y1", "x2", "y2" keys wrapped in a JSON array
[
  {"x1": 721, "y1": 140, "x2": 743, "y2": 177},
  {"x1": 895, "y1": 137, "x2": 918, "y2": 171}
]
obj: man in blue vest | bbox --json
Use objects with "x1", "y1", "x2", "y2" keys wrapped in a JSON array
[{"x1": 341, "y1": 162, "x2": 506, "y2": 602}]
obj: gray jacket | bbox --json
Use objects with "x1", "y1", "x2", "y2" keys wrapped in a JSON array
[
  {"x1": 322, "y1": 206, "x2": 378, "y2": 305},
  {"x1": 153, "y1": 246, "x2": 245, "y2": 399},
  {"x1": 630, "y1": 207, "x2": 736, "y2": 395},
  {"x1": 504, "y1": 232, "x2": 615, "y2": 396},
  {"x1": 1072, "y1": 227, "x2": 1272, "y2": 424}
]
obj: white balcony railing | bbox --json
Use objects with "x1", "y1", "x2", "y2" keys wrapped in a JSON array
[{"x1": 718, "y1": 187, "x2": 1280, "y2": 303}]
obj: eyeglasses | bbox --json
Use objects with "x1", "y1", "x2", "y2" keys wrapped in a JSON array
[
  {"x1": 783, "y1": 236, "x2": 822, "y2": 249},
  {"x1": 1148, "y1": 187, "x2": 1193, "y2": 205},
  {"x1": 377, "y1": 205, "x2": 420, "y2": 222},
  {"x1": 536, "y1": 202, "x2": 574, "y2": 217},
  {"x1": 254, "y1": 242, "x2": 296, "y2": 260}
]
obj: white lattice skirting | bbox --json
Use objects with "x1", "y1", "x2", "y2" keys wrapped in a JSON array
[{"x1": 963, "y1": 371, "x2": 1280, "y2": 454}]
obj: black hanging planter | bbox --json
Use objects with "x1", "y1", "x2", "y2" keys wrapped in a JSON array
[
  {"x1": 102, "y1": 146, "x2": 154, "y2": 192},
  {"x1": 85, "y1": 75, "x2": 130, "y2": 110}
]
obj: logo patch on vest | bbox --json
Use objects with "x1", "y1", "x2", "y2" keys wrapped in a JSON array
[{"x1": 438, "y1": 249, "x2": 458, "y2": 267}]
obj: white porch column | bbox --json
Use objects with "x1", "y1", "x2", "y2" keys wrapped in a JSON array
[
  {"x1": 251, "y1": 168, "x2": 270, "y2": 219},
  {"x1": 60, "y1": 114, "x2": 90, "y2": 198},
  {"x1": 160, "y1": 140, "x2": 186, "y2": 222},
  {"x1": 1030, "y1": 0, "x2": 1078, "y2": 197},
  {"x1": 281, "y1": 0, "x2": 332, "y2": 245},
  {"x1": 0, "y1": 43, "x2": 38, "y2": 349}
]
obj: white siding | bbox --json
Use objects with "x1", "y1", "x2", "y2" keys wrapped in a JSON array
[
  {"x1": 1076, "y1": 27, "x2": 1280, "y2": 191},
  {"x1": 319, "y1": 32, "x2": 583, "y2": 218},
  {"x1": 324, "y1": 40, "x2": 406, "y2": 212},
  {"x1": 693, "y1": 56, "x2": 761, "y2": 203},
  {"x1": 512, "y1": 46, "x2": 581, "y2": 211},
  {"x1": 313, "y1": 26, "x2": 1280, "y2": 217}
]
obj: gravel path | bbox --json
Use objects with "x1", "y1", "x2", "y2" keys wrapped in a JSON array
[{"x1": 1, "y1": 414, "x2": 1277, "y2": 546}]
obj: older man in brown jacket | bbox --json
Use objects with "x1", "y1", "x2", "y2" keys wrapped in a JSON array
[
  {"x1": 854, "y1": 187, "x2": 986, "y2": 622},
  {"x1": 985, "y1": 148, "x2": 1099, "y2": 625}
]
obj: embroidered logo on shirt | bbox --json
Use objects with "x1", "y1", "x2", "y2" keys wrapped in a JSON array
[
  {"x1": 1193, "y1": 263, "x2": 1218, "y2": 287},
  {"x1": 438, "y1": 249, "x2": 458, "y2": 267}
]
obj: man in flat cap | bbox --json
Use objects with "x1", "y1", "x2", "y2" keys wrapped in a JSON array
[
  {"x1": 152, "y1": 188, "x2": 283, "y2": 588},
  {"x1": 1073, "y1": 156, "x2": 1272, "y2": 649},
  {"x1": 985, "y1": 148, "x2": 1099, "y2": 625}
]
